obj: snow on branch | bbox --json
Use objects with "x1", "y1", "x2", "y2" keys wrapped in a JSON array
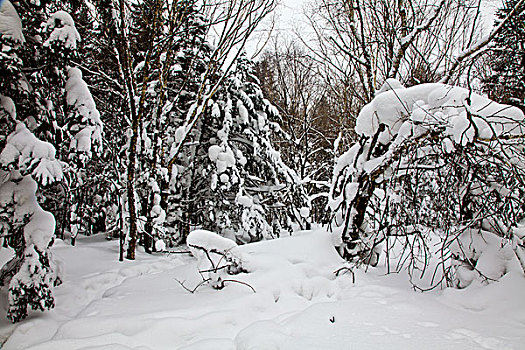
[
  {"x1": 0, "y1": 0, "x2": 25, "y2": 44},
  {"x1": 330, "y1": 80, "x2": 525, "y2": 288},
  {"x1": 44, "y1": 11, "x2": 81, "y2": 51},
  {"x1": 65, "y1": 67, "x2": 103, "y2": 163},
  {"x1": 0, "y1": 122, "x2": 63, "y2": 186},
  {"x1": 180, "y1": 230, "x2": 253, "y2": 292}
]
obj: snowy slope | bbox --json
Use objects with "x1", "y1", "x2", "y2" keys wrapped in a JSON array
[{"x1": 0, "y1": 231, "x2": 524, "y2": 349}]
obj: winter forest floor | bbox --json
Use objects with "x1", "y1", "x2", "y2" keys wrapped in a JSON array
[{"x1": 0, "y1": 230, "x2": 524, "y2": 350}]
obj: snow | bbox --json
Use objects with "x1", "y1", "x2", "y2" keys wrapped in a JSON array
[
  {"x1": 213, "y1": 148, "x2": 236, "y2": 174},
  {"x1": 65, "y1": 67, "x2": 103, "y2": 157},
  {"x1": 22, "y1": 207, "x2": 55, "y2": 252},
  {"x1": 0, "y1": 0, "x2": 25, "y2": 44},
  {"x1": 0, "y1": 230, "x2": 523, "y2": 349},
  {"x1": 448, "y1": 229, "x2": 520, "y2": 289},
  {"x1": 237, "y1": 101, "x2": 249, "y2": 124},
  {"x1": 0, "y1": 122, "x2": 63, "y2": 185},
  {"x1": 0, "y1": 174, "x2": 54, "y2": 252},
  {"x1": 0, "y1": 95, "x2": 16, "y2": 120},
  {"x1": 187, "y1": 229, "x2": 238, "y2": 255},
  {"x1": 376, "y1": 78, "x2": 405, "y2": 95},
  {"x1": 299, "y1": 207, "x2": 310, "y2": 218},
  {"x1": 155, "y1": 239, "x2": 166, "y2": 252},
  {"x1": 237, "y1": 194, "x2": 254, "y2": 207},
  {"x1": 208, "y1": 145, "x2": 222, "y2": 161},
  {"x1": 44, "y1": 11, "x2": 81, "y2": 50},
  {"x1": 174, "y1": 125, "x2": 187, "y2": 144},
  {"x1": 355, "y1": 83, "x2": 525, "y2": 142}
]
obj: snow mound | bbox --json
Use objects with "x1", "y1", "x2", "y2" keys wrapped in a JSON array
[
  {"x1": 449, "y1": 229, "x2": 521, "y2": 288},
  {"x1": 187, "y1": 230, "x2": 246, "y2": 286}
]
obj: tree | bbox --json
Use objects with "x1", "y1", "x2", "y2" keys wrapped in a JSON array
[
  {"x1": 329, "y1": 81, "x2": 525, "y2": 289},
  {"x1": 440, "y1": 0, "x2": 525, "y2": 85},
  {"x1": 111, "y1": 0, "x2": 278, "y2": 259},
  {"x1": 174, "y1": 54, "x2": 304, "y2": 243},
  {"x1": 64, "y1": 66, "x2": 103, "y2": 244},
  {"x1": 0, "y1": 0, "x2": 100, "y2": 322},
  {"x1": 482, "y1": 0, "x2": 525, "y2": 111},
  {"x1": 0, "y1": 1, "x2": 62, "y2": 323},
  {"x1": 0, "y1": 122, "x2": 63, "y2": 323}
]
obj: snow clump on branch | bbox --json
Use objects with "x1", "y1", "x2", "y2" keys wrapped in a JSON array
[
  {"x1": 44, "y1": 11, "x2": 81, "y2": 50},
  {"x1": 0, "y1": 1, "x2": 25, "y2": 44}
]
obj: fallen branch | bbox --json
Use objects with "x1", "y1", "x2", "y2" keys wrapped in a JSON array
[{"x1": 175, "y1": 278, "x2": 211, "y2": 294}]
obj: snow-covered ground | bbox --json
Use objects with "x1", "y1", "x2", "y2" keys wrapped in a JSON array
[{"x1": 0, "y1": 230, "x2": 524, "y2": 349}]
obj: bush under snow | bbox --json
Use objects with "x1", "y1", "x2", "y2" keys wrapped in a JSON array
[
  {"x1": 330, "y1": 80, "x2": 525, "y2": 289},
  {"x1": 186, "y1": 230, "x2": 247, "y2": 289}
]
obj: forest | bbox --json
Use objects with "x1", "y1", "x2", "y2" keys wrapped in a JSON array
[{"x1": 0, "y1": 0, "x2": 524, "y2": 348}]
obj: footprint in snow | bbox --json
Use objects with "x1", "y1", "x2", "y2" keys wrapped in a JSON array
[
  {"x1": 370, "y1": 331, "x2": 386, "y2": 336},
  {"x1": 417, "y1": 321, "x2": 439, "y2": 328},
  {"x1": 382, "y1": 326, "x2": 399, "y2": 335},
  {"x1": 273, "y1": 289, "x2": 280, "y2": 303},
  {"x1": 448, "y1": 328, "x2": 512, "y2": 350}
]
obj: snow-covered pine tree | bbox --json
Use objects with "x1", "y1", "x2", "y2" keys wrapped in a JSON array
[
  {"x1": 64, "y1": 66, "x2": 103, "y2": 244},
  {"x1": 482, "y1": 0, "x2": 524, "y2": 111},
  {"x1": 2, "y1": 0, "x2": 104, "y2": 244},
  {"x1": 0, "y1": 0, "x2": 101, "y2": 321},
  {"x1": 40, "y1": 7, "x2": 102, "y2": 245},
  {"x1": 0, "y1": 0, "x2": 63, "y2": 323},
  {"x1": 0, "y1": 121, "x2": 63, "y2": 323},
  {"x1": 176, "y1": 54, "x2": 305, "y2": 243}
]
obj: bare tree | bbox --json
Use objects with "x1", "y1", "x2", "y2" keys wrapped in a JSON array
[
  {"x1": 255, "y1": 39, "x2": 355, "y2": 225},
  {"x1": 301, "y1": 0, "x2": 485, "y2": 110}
]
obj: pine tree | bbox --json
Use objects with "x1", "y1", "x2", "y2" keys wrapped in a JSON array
[
  {"x1": 0, "y1": 0, "x2": 101, "y2": 321},
  {"x1": 64, "y1": 66, "x2": 103, "y2": 244},
  {"x1": 0, "y1": 122, "x2": 63, "y2": 323},
  {"x1": 167, "y1": 54, "x2": 305, "y2": 244},
  {"x1": 0, "y1": 1, "x2": 62, "y2": 323},
  {"x1": 483, "y1": 0, "x2": 525, "y2": 111}
]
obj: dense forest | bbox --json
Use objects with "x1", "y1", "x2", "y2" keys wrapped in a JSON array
[{"x1": 0, "y1": 1, "x2": 524, "y2": 345}]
